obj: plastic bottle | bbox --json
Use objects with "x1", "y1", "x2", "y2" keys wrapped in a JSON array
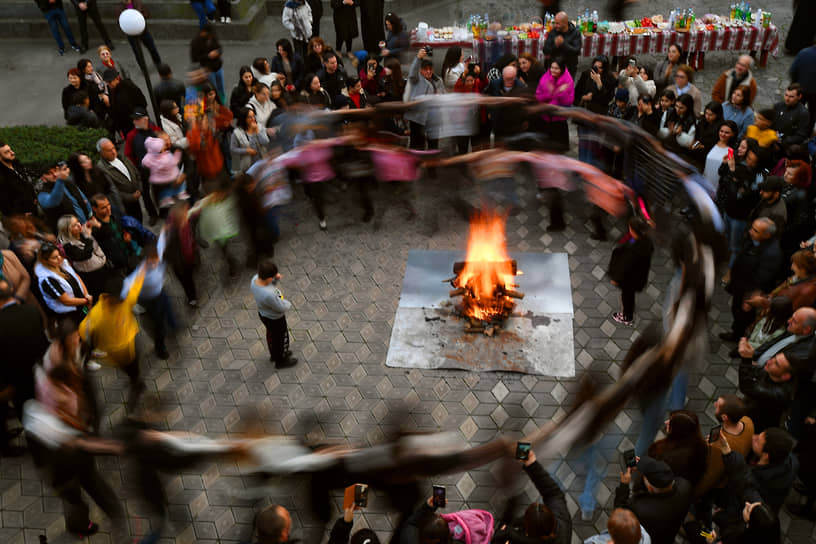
[
  {"x1": 730, "y1": 3, "x2": 736, "y2": 21},
  {"x1": 689, "y1": 8, "x2": 695, "y2": 27},
  {"x1": 591, "y1": 10, "x2": 599, "y2": 33}
]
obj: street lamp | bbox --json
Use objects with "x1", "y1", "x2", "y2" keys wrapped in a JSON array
[{"x1": 118, "y1": 9, "x2": 160, "y2": 127}]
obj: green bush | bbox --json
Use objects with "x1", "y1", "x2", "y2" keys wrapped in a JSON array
[{"x1": 0, "y1": 125, "x2": 107, "y2": 176}]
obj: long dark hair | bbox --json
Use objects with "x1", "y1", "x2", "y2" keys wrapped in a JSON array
[
  {"x1": 160, "y1": 99, "x2": 182, "y2": 126},
  {"x1": 385, "y1": 13, "x2": 403, "y2": 34},
  {"x1": 239, "y1": 65, "x2": 255, "y2": 90},
  {"x1": 670, "y1": 93, "x2": 696, "y2": 131},
  {"x1": 276, "y1": 38, "x2": 294, "y2": 59},
  {"x1": 744, "y1": 503, "x2": 780, "y2": 544},
  {"x1": 761, "y1": 295, "x2": 793, "y2": 335},
  {"x1": 383, "y1": 57, "x2": 404, "y2": 95},
  {"x1": 235, "y1": 106, "x2": 255, "y2": 130},
  {"x1": 200, "y1": 81, "x2": 223, "y2": 105},
  {"x1": 441, "y1": 46, "x2": 462, "y2": 79},
  {"x1": 66, "y1": 152, "x2": 88, "y2": 185}
]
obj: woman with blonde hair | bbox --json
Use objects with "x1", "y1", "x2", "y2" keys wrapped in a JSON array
[{"x1": 57, "y1": 214, "x2": 110, "y2": 299}]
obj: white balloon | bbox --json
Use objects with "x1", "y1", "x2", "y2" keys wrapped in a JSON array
[{"x1": 118, "y1": 8, "x2": 146, "y2": 36}]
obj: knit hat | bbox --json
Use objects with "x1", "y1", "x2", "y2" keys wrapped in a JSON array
[
  {"x1": 637, "y1": 456, "x2": 674, "y2": 488},
  {"x1": 615, "y1": 88, "x2": 630, "y2": 102}
]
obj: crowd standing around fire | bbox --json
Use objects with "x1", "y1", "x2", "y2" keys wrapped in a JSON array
[{"x1": 4, "y1": 0, "x2": 816, "y2": 543}]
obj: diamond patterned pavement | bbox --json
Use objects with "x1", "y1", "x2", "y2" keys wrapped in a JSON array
[{"x1": 2, "y1": 0, "x2": 814, "y2": 542}]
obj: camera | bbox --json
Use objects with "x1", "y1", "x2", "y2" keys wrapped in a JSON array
[{"x1": 423, "y1": 45, "x2": 433, "y2": 57}]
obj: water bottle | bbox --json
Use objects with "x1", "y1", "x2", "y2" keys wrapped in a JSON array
[
  {"x1": 668, "y1": 9, "x2": 676, "y2": 28},
  {"x1": 689, "y1": 8, "x2": 695, "y2": 27},
  {"x1": 730, "y1": 3, "x2": 736, "y2": 20}
]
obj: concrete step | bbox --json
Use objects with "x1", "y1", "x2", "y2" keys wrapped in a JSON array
[
  {"x1": 264, "y1": 0, "x2": 422, "y2": 17},
  {"x1": 0, "y1": 2, "x2": 267, "y2": 42},
  {"x1": 5, "y1": 0, "x2": 202, "y2": 20}
]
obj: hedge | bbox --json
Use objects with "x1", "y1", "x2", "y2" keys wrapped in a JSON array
[{"x1": 0, "y1": 125, "x2": 107, "y2": 176}]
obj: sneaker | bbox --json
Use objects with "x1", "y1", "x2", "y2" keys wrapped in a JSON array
[
  {"x1": 58, "y1": 48, "x2": 65, "y2": 56},
  {"x1": 85, "y1": 361, "x2": 102, "y2": 371},
  {"x1": 580, "y1": 508, "x2": 595, "y2": 522},
  {"x1": 75, "y1": 522, "x2": 99, "y2": 538},
  {"x1": 225, "y1": 16, "x2": 231, "y2": 23},
  {"x1": 319, "y1": 219, "x2": 327, "y2": 230},
  {"x1": 71, "y1": 45, "x2": 81, "y2": 53},
  {"x1": 612, "y1": 312, "x2": 633, "y2": 326},
  {"x1": 220, "y1": 16, "x2": 226, "y2": 22}
]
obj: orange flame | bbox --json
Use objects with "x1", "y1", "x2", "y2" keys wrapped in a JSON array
[{"x1": 454, "y1": 210, "x2": 515, "y2": 322}]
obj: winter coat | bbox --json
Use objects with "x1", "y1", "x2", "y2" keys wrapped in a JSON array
[
  {"x1": 318, "y1": 68, "x2": 348, "y2": 109},
  {"x1": 536, "y1": 68, "x2": 574, "y2": 122},
  {"x1": 574, "y1": 66, "x2": 615, "y2": 115},
  {"x1": 190, "y1": 33, "x2": 223, "y2": 73},
  {"x1": 608, "y1": 235, "x2": 654, "y2": 292},
  {"x1": 282, "y1": 0, "x2": 312, "y2": 42},
  {"x1": 729, "y1": 237, "x2": 783, "y2": 295},
  {"x1": 617, "y1": 69, "x2": 656, "y2": 106},
  {"x1": 270, "y1": 53, "x2": 305, "y2": 90},
  {"x1": 331, "y1": 0, "x2": 358, "y2": 42},
  {"x1": 773, "y1": 101, "x2": 811, "y2": 148},
  {"x1": 160, "y1": 116, "x2": 188, "y2": 149},
  {"x1": 299, "y1": 87, "x2": 332, "y2": 109},
  {"x1": 491, "y1": 461, "x2": 571, "y2": 544},
  {"x1": 109, "y1": 78, "x2": 147, "y2": 137},
  {"x1": 723, "y1": 103, "x2": 754, "y2": 139},
  {"x1": 141, "y1": 137, "x2": 181, "y2": 185},
  {"x1": 666, "y1": 83, "x2": 703, "y2": 118},
  {"x1": 442, "y1": 510, "x2": 494, "y2": 544},
  {"x1": 716, "y1": 162, "x2": 761, "y2": 220},
  {"x1": 187, "y1": 124, "x2": 224, "y2": 179},
  {"x1": 230, "y1": 127, "x2": 270, "y2": 173},
  {"x1": 614, "y1": 477, "x2": 693, "y2": 544},
  {"x1": 712, "y1": 69, "x2": 757, "y2": 106},
  {"x1": 541, "y1": 22, "x2": 581, "y2": 77},
  {"x1": 0, "y1": 161, "x2": 37, "y2": 217}
]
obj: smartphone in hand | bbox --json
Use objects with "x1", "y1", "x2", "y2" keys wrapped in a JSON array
[
  {"x1": 620, "y1": 449, "x2": 637, "y2": 469},
  {"x1": 708, "y1": 425, "x2": 722, "y2": 444},
  {"x1": 432, "y1": 485, "x2": 446, "y2": 508},
  {"x1": 515, "y1": 442, "x2": 532, "y2": 461}
]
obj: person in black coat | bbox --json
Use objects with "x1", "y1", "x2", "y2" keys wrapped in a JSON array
[
  {"x1": 541, "y1": 11, "x2": 581, "y2": 79},
  {"x1": 332, "y1": 0, "x2": 359, "y2": 55},
  {"x1": 328, "y1": 506, "x2": 381, "y2": 544},
  {"x1": 270, "y1": 39, "x2": 305, "y2": 91},
  {"x1": 153, "y1": 64, "x2": 186, "y2": 114},
  {"x1": 0, "y1": 278, "x2": 49, "y2": 455},
  {"x1": 491, "y1": 449, "x2": 571, "y2": 544},
  {"x1": 739, "y1": 352, "x2": 798, "y2": 433},
  {"x1": 608, "y1": 217, "x2": 654, "y2": 325},
  {"x1": 615, "y1": 456, "x2": 693, "y2": 544},
  {"x1": 0, "y1": 142, "x2": 38, "y2": 218},
  {"x1": 103, "y1": 68, "x2": 147, "y2": 138},
  {"x1": 190, "y1": 23, "x2": 225, "y2": 101},
  {"x1": 306, "y1": 0, "x2": 323, "y2": 37},
  {"x1": 69, "y1": 0, "x2": 112, "y2": 53},
  {"x1": 723, "y1": 217, "x2": 783, "y2": 340},
  {"x1": 358, "y1": 0, "x2": 384, "y2": 53}
]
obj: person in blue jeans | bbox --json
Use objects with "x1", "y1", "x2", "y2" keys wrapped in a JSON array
[
  {"x1": 36, "y1": 0, "x2": 81, "y2": 55},
  {"x1": 189, "y1": 0, "x2": 216, "y2": 29}
]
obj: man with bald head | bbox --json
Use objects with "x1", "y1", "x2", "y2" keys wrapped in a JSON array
[
  {"x1": 486, "y1": 65, "x2": 527, "y2": 144},
  {"x1": 721, "y1": 217, "x2": 783, "y2": 342},
  {"x1": 712, "y1": 54, "x2": 758, "y2": 105},
  {"x1": 542, "y1": 11, "x2": 581, "y2": 78}
]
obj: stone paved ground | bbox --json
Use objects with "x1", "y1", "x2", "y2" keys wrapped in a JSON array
[{"x1": 1, "y1": 1, "x2": 815, "y2": 543}]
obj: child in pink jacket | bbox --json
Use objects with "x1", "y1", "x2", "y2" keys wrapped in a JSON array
[{"x1": 142, "y1": 134, "x2": 189, "y2": 209}]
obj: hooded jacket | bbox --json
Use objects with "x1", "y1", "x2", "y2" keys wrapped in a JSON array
[
  {"x1": 282, "y1": 0, "x2": 312, "y2": 42},
  {"x1": 141, "y1": 137, "x2": 182, "y2": 185}
]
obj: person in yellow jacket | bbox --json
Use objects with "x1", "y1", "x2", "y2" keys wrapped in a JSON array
[{"x1": 79, "y1": 268, "x2": 145, "y2": 411}]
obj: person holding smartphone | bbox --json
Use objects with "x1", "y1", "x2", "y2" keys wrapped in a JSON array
[{"x1": 492, "y1": 447, "x2": 572, "y2": 543}]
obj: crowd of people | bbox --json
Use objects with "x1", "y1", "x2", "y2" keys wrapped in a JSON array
[{"x1": 5, "y1": 2, "x2": 816, "y2": 543}]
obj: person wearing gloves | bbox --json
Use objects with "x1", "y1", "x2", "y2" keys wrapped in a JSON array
[
  {"x1": 282, "y1": 0, "x2": 313, "y2": 61},
  {"x1": 251, "y1": 259, "x2": 297, "y2": 369}
]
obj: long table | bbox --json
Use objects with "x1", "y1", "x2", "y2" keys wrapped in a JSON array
[{"x1": 411, "y1": 24, "x2": 779, "y2": 69}]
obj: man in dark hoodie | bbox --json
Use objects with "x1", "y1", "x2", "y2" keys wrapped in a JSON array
[{"x1": 541, "y1": 11, "x2": 581, "y2": 78}]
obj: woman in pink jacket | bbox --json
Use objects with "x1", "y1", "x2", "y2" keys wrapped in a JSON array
[{"x1": 535, "y1": 58, "x2": 574, "y2": 152}]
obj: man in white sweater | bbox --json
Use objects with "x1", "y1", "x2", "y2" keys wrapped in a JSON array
[{"x1": 251, "y1": 259, "x2": 297, "y2": 368}]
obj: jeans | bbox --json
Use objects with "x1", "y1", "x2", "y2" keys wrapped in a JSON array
[
  {"x1": 207, "y1": 68, "x2": 226, "y2": 104},
  {"x1": 45, "y1": 9, "x2": 78, "y2": 50},
  {"x1": 127, "y1": 30, "x2": 162, "y2": 67},
  {"x1": 140, "y1": 291, "x2": 178, "y2": 350},
  {"x1": 635, "y1": 388, "x2": 669, "y2": 457},
  {"x1": 578, "y1": 442, "x2": 603, "y2": 514},
  {"x1": 190, "y1": 1, "x2": 213, "y2": 29},
  {"x1": 724, "y1": 215, "x2": 747, "y2": 268}
]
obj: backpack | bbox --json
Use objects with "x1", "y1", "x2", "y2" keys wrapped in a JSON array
[{"x1": 441, "y1": 509, "x2": 495, "y2": 544}]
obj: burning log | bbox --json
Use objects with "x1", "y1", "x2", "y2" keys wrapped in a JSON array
[{"x1": 447, "y1": 210, "x2": 523, "y2": 335}]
